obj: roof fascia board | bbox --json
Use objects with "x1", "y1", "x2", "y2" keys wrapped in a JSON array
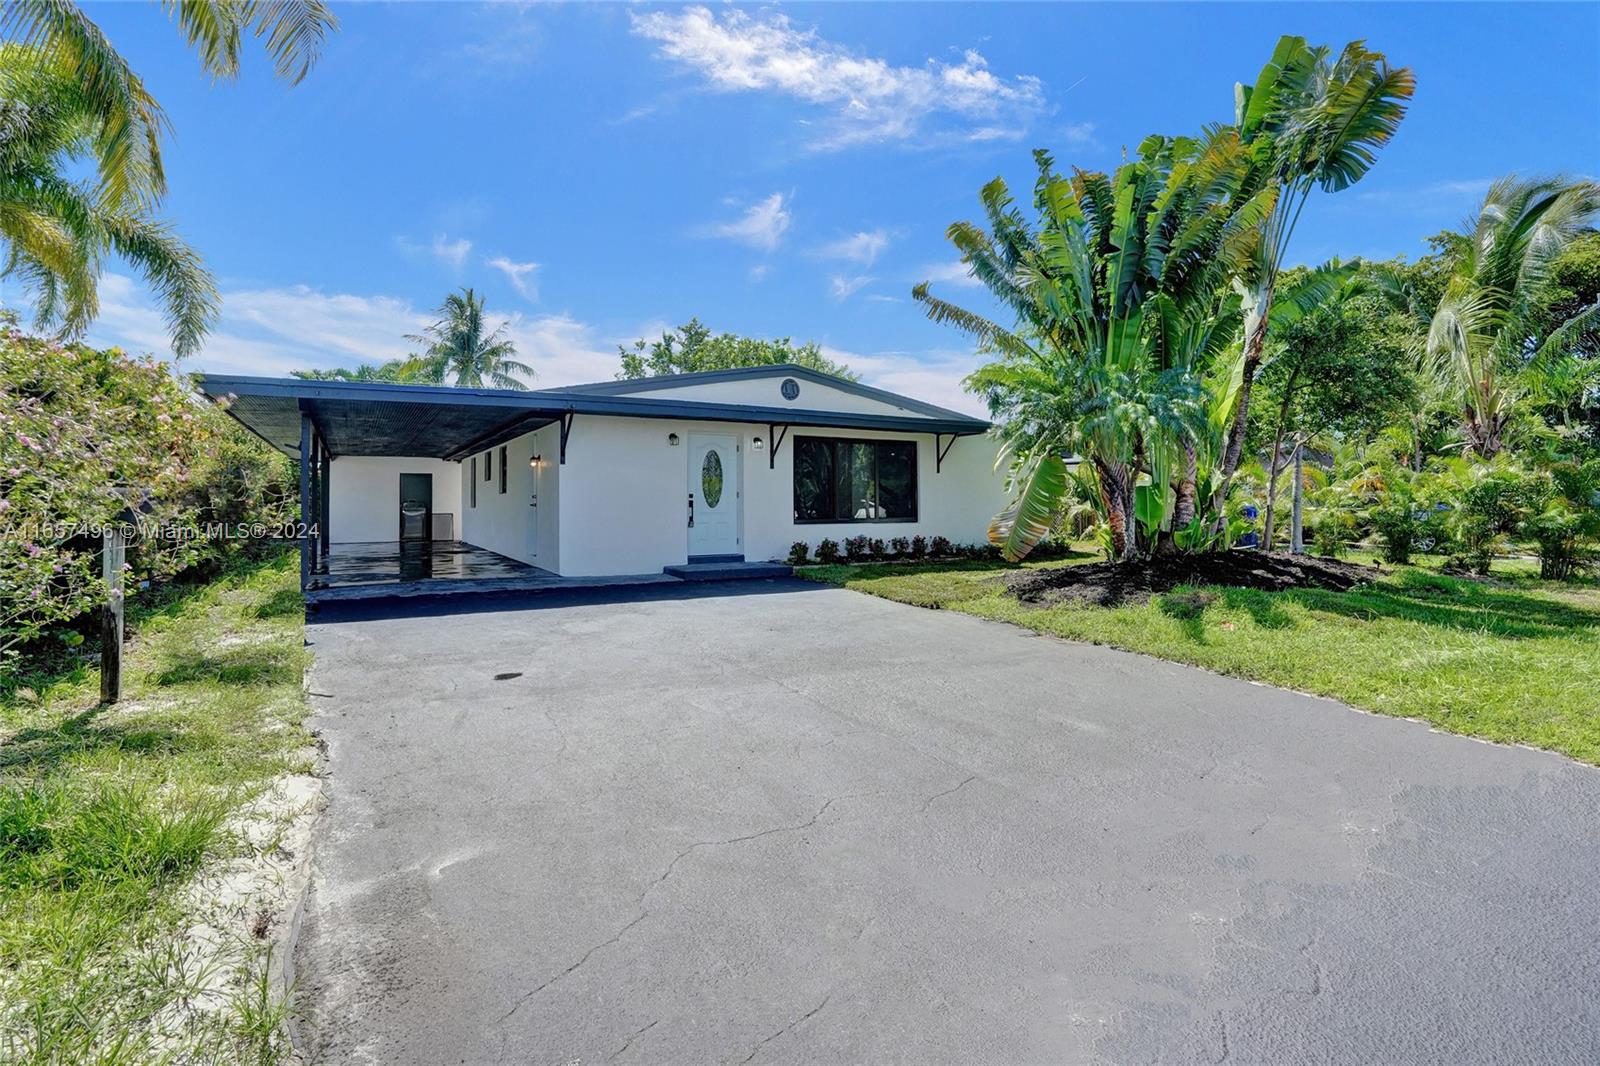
[
  {"x1": 544, "y1": 363, "x2": 979, "y2": 422},
  {"x1": 197, "y1": 374, "x2": 990, "y2": 438}
]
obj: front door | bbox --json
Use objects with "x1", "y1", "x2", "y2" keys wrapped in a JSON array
[
  {"x1": 687, "y1": 434, "x2": 739, "y2": 558},
  {"x1": 398, "y1": 473, "x2": 433, "y2": 542}
]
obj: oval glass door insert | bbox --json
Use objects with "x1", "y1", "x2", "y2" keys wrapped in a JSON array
[{"x1": 701, "y1": 449, "x2": 724, "y2": 508}]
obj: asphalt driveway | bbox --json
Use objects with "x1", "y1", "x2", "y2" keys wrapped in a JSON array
[{"x1": 297, "y1": 579, "x2": 1600, "y2": 1065}]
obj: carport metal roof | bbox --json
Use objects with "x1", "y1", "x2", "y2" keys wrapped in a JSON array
[{"x1": 196, "y1": 373, "x2": 991, "y2": 461}]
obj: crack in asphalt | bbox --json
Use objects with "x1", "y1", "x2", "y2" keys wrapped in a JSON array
[
  {"x1": 494, "y1": 792, "x2": 865, "y2": 1029},
  {"x1": 920, "y1": 774, "x2": 977, "y2": 812},
  {"x1": 645, "y1": 792, "x2": 869, "y2": 898},
  {"x1": 739, "y1": 993, "x2": 832, "y2": 1064},
  {"x1": 607, "y1": 1018, "x2": 659, "y2": 1061},
  {"x1": 496, "y1": 911, "x2": 650, "y2": 1023}
]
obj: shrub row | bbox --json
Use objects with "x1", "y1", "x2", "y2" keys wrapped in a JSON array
[{"x1": 785, "y1": 535, "x2": 1078, "y2": 566}]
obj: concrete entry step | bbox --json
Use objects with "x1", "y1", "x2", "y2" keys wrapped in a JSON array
[{"x1": 662, "y1": 560, "x2": 794, "y2": 581}]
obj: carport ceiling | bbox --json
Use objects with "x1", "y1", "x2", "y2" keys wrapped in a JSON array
[{"x1": 221, "y1": 391, "x2": 555, "y2": 459}]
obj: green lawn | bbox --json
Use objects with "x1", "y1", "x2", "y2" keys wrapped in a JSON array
[
  {"x1": 1, "y1": 553, "x2": 310, "y2": 1064},
  {"x1": 800, "y1": 551, "x2": 1600, "y2": 766}
]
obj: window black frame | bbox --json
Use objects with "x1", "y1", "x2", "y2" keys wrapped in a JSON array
[
  {"x1": 792, "y1": 435, "x2": 918, "y2": 525},
  {"x1": 470, "y1": 457, "x2": 478, "y2": 508},
  {"x1": 498, "y1": 445, "x2": 508, "y2": 494},
  {"x1": 484, "y1": 450, "x2": 493, "y2": 481}
]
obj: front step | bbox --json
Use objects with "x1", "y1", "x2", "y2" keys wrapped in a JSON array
[{"x1": 663, "y1": 560, "x2": 794, "y2": 581}]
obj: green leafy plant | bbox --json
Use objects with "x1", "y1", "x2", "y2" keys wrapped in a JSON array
[
  {"x1": 815, "y1": 538, "x2": 841, "y2": 564},
  {"x1": 1522, "y1": 460, "x2": 1600, "y2": 579},
  {"x1": 1311, "y1": 512, "x2": 1354, "y2": 557},
  {"x1": 1441, "y1": 460, "x2": 1537, "y2": 574}
]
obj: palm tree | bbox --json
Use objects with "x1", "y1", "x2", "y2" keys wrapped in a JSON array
[
  {"x1": 917, "y1": 134, "x2": 1270, "y2": 561},
  {"x1": 1427, "y1": 175, "x2": 1600, "y2": 457},
  {"x1": 1212, "y1": 37, "x2": 1414, "y2": 513},
  {"x1": 0, "y1": 47, "x2": 216, "y2": 355},
  {"x1": 0, "y1": 0, "x2": 336, "y2": 352},
  {"x1": 405, "y1": 288, "x2": 536, "y2": 390}
]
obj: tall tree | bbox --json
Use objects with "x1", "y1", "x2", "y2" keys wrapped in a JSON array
[
  {"x1": 1254, "y1": 267, "x2": 1417, "y2": 546},
  {"x1": 1212, "y1": 37, "x2": 1414, "y2": 514},
  {"x1": 405, "y1": 288, "x2": 535, "y2": 390},
  {"x1": 618, "y1": 317, "x2": 856, "y2": 380},
  {"x1": 0, "y1": 0, "x2": 337, "y2": 353},
  {"x1": 1427, "y1": 176, "x2": 1600, "y2": 456},
  {"x1": 918, "y1": 134, "x2": 1270, "y2": 561}
]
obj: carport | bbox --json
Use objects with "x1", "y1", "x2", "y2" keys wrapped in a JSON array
[{"x1": 197, "y1": 375, "x2": 576, "y2": 594}]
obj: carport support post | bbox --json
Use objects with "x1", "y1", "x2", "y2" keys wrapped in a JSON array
[
  {"x1": 320, "y1": 439, "x2": 331, "y2": 558},
  {"x1": 299, "y1": 414, "x2": 312, "y2": 590},
  {"x1": 309, "y1": 434, "x2": 321, "y2": 563}
]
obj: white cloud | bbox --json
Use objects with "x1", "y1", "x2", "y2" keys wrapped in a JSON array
[
  {"x1": 919, "y1": 260, "x2": 981, "y2": 288},
  {"x1": 396, "y1": 233, "x2": 474, "y2": 270},
  {"x1": 487, "y1": 256, "x2": 540, "y2": 301},
  {"x1": 702, "y1": 192, "x2": 791, "y2": 251},
  {"x1": 820, "y1": 344, "x2": 989, "y2": 417},
  {"x1": 631, "y1": 6, "x2": 1045, "y2": 149},
  {"x1": 1060, "y1": 121, "x2": 1098, "y2": 146},
  {"x1": 1357, "y1": 178, "x2": 1493, "y2": 206},
  {"x1": 816, "y1": 228, "x2": 890, "y2": 267},
  {"x1": 87, "y1": 274, "x2": 615, "y2": 387},
  {"x1": 749, "y1": 264, "x2": 770, "y2": 282},
  {"x1": 829, "y1": 275, "x2": 875, "y2": 301},
  {"x1": 432, "y1": 234, "x2": 472, "y2": 269}
]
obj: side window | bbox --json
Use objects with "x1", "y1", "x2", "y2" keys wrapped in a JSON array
[
  {"x1": 470, "y1": 457, "x2": 478, "y2": 508},
  {"x1": 484, "y1": 450, "x2": 493, "y2": 481},
  {"x1": 498, "y1": 446, "x2": 508, "y2": 494}
]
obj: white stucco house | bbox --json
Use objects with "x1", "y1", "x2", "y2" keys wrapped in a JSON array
[{"x1": 199, "y1": 364, "x2": 1010, "y2": 589}]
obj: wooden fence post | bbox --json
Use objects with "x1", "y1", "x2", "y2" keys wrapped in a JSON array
[{"x1": 100, "y1": 523, "x2": 127, "y2": 704}]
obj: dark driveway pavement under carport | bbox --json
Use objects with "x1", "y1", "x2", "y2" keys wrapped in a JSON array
[{"x1": 296, "y1": 578, "x2": 1600, "y2": 1065}]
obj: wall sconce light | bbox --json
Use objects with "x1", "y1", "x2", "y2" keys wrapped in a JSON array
[
  {"x1": 667, "y1": 433, "x2": 680, "y2": 446},
  {"x1": 752, "y1": 436, "x2": 765, "y2": 450},
  {"x1": 529, "y1": 454, "x2": 542, "y2": 469}
]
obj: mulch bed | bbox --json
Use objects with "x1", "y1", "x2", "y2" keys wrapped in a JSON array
[{"x1": 1002, "y1": 550, "x2": 1383, "y2": 608}]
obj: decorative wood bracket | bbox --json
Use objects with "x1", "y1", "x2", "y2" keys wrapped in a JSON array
[
  {"x1": 936, "y1": 433, "x2": 958, "y2": 473},
  {"x1": 767, "y1": 423, "x2": 789, "y2": 470}
]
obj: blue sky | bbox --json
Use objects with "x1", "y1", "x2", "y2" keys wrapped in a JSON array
[{"x1": 82, "y1": 2, "x2": 1600, "y2": 414}]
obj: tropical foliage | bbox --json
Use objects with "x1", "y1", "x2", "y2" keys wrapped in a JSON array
[
  {"x1": 920, "y1": 33, "x2": 1600, "y2": 581},
  {"x1": 400, "y1": 288, "x2": 535, "y2": 389},
  {"x1": 294, "y1": 289, "x2": 536, "y2": 388},
  {"x1": 1426, "y1": 176, "x2": 1600, "y2": 457},
  {"x1": 619, "y1": 316, "x2": 856, "y2": 380},
  {"x1": 0, "y1": 0, "x2": 337, "y2": 355},
  {"x1": 0, "y1": 316, "x2": 294, "y2": 682}
]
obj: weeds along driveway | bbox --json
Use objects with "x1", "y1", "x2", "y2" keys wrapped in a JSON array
[{"x1": 298, "y1": 579, "x2": 1600, "y2": 1065}]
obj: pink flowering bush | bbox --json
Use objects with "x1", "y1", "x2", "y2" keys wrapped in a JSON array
[{"x1": 1, "y1": 316, "x2": 293, "y2": 680}]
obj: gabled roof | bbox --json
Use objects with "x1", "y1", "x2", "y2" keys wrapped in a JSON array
[
  {"x1": 197, "y1": 368, "x2": 988, "y2": 460},
  {"x1": 547, "y1": 363, "x2": 977, "y2": 422}
]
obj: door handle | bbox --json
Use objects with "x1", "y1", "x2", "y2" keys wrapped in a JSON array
[{"x1": 687, "y1": 493, "x2": 695, "y2": 528}]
